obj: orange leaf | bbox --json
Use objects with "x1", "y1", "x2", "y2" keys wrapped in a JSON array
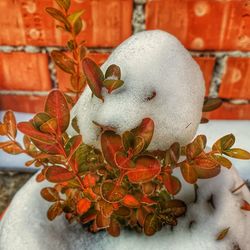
[
  {"x1": 186, "y1": 135, "x2": 206, "y2": 160},
  {"x1": 101, "y1": 130, "x2": 123, "y2": 168},
  {"x1": 141, "y1": 196, "x2": 157, "y2": 206},
  {"x1": 82, "y1": 58, "x2": 104, "y2": 100},
  {"x1": 47, "y1": 202, "x2": 62, "y2": 221},
  {"x1": 122, "y1": 194, "x2": 140, "y2": 208},
  {"x1": 107, "y1": 218, "x2": 120, "y2": 237},
  {"x1": 241, "y1": 200, "x2": 250, "y2": 211},
  {"x1": 45, "y1": 166, "x2": 75, "y2": 183},
  {"x1": 17, "y1": 122, "x2": 55, "y2": 144},
  {"x1": 163, "y1": 174, "x2": 181, "y2": 195},
  {"x1": 216, "y1": 227, "x2": 230, "y2": 241},
  {"x1": 2, "y1": 141, "x2": 23, "y2": 155},
  {"x1": 83, "y1": 173, "x2": 96, "y2": 188},
  {"x1": 131, "y1": 118, "x2": 154, "y2": 149},
  {"x1": 45, "y1": 90, "x2": 70, "y2": 133},
  {"x1": 96, "y1": 212, "x2": 110, "y2": 229},
  {"x1": 127, "y1": 155, "x2": 161, "y2": 184},
  {"x1": 40, "y1": 187, "x2": 60, "y2": 202},
  {"x1": 180, "y1": 162, "x2": 197, "y2": 184},
  {"x1": 4, "y1": 110, "x2": 17, "y2": 139},
  {"x1": 40, "y1": 118, "x2": 58, "y2": 134},
  {"x1": 0, "y1": 122, "x2": 7, "y2": 136},
  {"x1": 77, "y1": 198, "x2": 91, "y2": 215}
]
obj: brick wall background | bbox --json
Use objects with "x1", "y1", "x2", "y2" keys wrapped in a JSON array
[{"x1": 0, "y1": 0, "x2": 249, "y2": 119}]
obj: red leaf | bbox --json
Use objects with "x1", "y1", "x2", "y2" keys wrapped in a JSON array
[
  {"x1": 31, "y1": 138, "x2": 61, "y2": 155},
  {"x1": 101, "y1": 130, "x2": 123, "y2": 168},
  {"x1": 163, "y1": 174, "x2": 181, "y2": 195},
  {"x1": 4, "y1": 110, "x2": 17, "y2": 139},
  {"x1": 122, "y1": 194, "x2": 140, "y2": 208},
  {"x1": 241, "y1": 200, "x2": 250, "y2": 211},
  {"x1": 131, "y1": 118, "x2": 154, "y2": 149},
  {"x1": 40, "y1": 118, "x2": 58, "y2": 134},
  {"x1": 96, "y1": 212, "x2": 110, "y2": 229},
  {"x1": 77, "y1": 198, "x2": 91, "y2": 215},
  {"x1": 45, "y1": 89, "x2": 70, "y2": 133},
  {"x1": 127, "y1": 155, "x2": 161, "y2": 183},
  {"x1": 45, "y1": 166, "x2": 75, "y2": 183},
  {"x1": 141, "y1": 196, "x2": 157, "y2": 206},
  {"x1": 107, "y1": 218, "x2": 120, "y2": 237},
  {"x1": 83, "y1": 173, "x2": 96, "y2": 188},
  {"x1": 82, "y1": 58, "x2": 104, "y2": 100},
  {"x1": 17, "y1": 122, "x2": 55, "y2": 144},
  {"x1": 115, "y1": 151, "x2": 134, "y2": 169}
]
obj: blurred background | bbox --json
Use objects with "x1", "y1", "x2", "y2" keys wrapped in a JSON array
[{"x1": 0, "y1": 0, "x2": 249, "y2": 215}]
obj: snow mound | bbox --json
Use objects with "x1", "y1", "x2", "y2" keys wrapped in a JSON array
[
  {"x1": 1, "y1": 167, "x2": 250, "y2": 250},
  {"x1": 71, "y1": 30, "x2": 205, "y2": 150}
]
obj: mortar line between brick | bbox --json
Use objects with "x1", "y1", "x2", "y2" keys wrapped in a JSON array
[{"x1": 0, "y1": 46, "x2": 249, "y2": 57}]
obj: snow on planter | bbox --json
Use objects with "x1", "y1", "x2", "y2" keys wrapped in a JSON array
[
  {"x1": 70, "y1": 30, "x2": 205, "y2": 150},
  {"x1": 0, "y1": 167, "x2": 250, "y2": 250}
]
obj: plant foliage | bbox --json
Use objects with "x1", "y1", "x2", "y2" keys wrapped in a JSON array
[{"x1": 0, "y1": 0, "x2": 249, "y2": 239}]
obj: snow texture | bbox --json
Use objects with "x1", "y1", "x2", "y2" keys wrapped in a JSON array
[
  {"x1": 1, "y1": 167, "x2": 250, "y2": 250},
  {"x1": 70, "y1": 30, "x2": 205, "y2": 150}
]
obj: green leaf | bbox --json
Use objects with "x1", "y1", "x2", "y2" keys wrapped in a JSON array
[
  {"x1": 71, "y1": 116, "x2": 80, "y2": 133},
  {"x1": 203, "y1": 98, "x2": 222, "y2": 112},
  {"x1": 212, "y1": 134, "x2": 235, "y2": 152},
  {"x1": 33, "y1": 112, "x2": 51, "y2": 129},
  {"x1": 101, "y1": 180, "x2": 126, "y2": 203},
  {"x1": 105, "y1": 64, "x2": 121, "y2": 79},
  {"x1": 55, "y1": 0, "x2": 71, "y2": 12},
  {"x1": 40, "y1": 118, "x2": 58, "y2": 134},
  {"x1": 45, "y1": 89, "x2": 70, "y2": 133},
  {"x1": 216, "y1": 227, "x2": 230, "y2": 241},
  {"x1": 223, "y1": 148, "x2": 250, "y2": 160},
  {"x1": 212, "y1": 155, "x2": 232, "y2": 169},
  {"x1": 144, "y1": 214, "x2": 160, "y2": 236},
  {"x1": 180, "y1": 162, "x2": 197, "y2": 184},
  {"x1": 45, "y1": 7, "x2": 71, "y2": 31},
  {"x1": 51, "y1": 50, "x2": 75, "y2": 74},
  {"x1": 82, "y1": 58, "x2": 104, "y2": 100},
  {"x1": 122, "y1": 131, "x2": 134, "y2": 151},
  {"x1": 68, "y1": 10, "x2": 84, "y2": 25},
  {"x1": 127, "y1": 155, "x2": 161, "y2": 184},
  {"x1": 101, "y1": 130, "x2": 123, "y2": 168},
  {"x1": 186, "y1": 135, "x2": 206, "y2": 160},
  {"x1": 131, "y1": 118, "x2": 154, "y2": 149},
  {"x1": 17, "y1": 122, "x2": 55, "y2": 144},
  {"x1": 103, "y1": 79, "x2": 124, "y2": 93},
  {"x1": 45, "y1": 166, "x2": 75, "y2": 183},
  {"x1": 73, "y1": 17, "x2": 83, "y2": 35},
  {"x1": 40, "y1": 187, "x2": 60, "y2": 202}
]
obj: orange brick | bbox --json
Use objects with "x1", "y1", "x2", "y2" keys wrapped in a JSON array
[
  {"x1": 0, "y1": 0, "x2": 133, "y2": 47},
  {"x1": 204, "y1": 102, "x2": 250, "y2": 120},
  {"x1": 146, "y1": 0, "x2": 250, "y2": 51},
  {"x1": 0, "y1": 52, "x2": 51, "y2": 91},
  {"x1": 194, "y1": 57, "x2": 215, "y2": 96},
  {"x1": 219, "y1": 57, "x2": 250, "y2": 99},
  {"x1": 56, "y1": 52, "x2": 109, "y2": 91},
  {"x1": 0, "y1": 94, "x2": 46, "y2": 113}
]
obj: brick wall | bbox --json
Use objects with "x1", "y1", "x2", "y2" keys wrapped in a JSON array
[{"x1": 0, "y1": 0, "x2": 249, "y2": 119}]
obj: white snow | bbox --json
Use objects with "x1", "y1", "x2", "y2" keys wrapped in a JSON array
[
  {"x1": 71, "y1": 30, "x2": 205, "y2": 150},
  {"x1": 1, "y1": 166, "x2": 250, "y2": 250}
]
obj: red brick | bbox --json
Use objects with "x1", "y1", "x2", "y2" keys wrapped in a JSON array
[
  {"x1": 219, "y1": 57, "x2": 250, "y2": 99},
  {"x1": 146, "y1": 0, "x2": 250, "y2": 51},
  {"x1": 56, "y1": 52, "x2": 109, "y2": 91},
  {"x1": 0, "y1": 52, "x2": 51, "y2": 91},
  {"x1": 0, "y1": 95, "x2": 46, "y2": 113},
  {"x1": 194, "y1": 57, "x2": 215, "y2": 96},
  {"x1": 0, "y1": 0, "x2": 133, "y2": 47},
  {"x1": 204, "y1": 102, "x2": 250, "y2": 120}
]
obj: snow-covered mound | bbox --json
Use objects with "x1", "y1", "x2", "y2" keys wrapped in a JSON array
[
  {"x1": 71, "y1": 30, "x2": 205, "y2": 150},
  {"x1": 1, "y1": 167, "x2": 250, "y2": 250}
]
